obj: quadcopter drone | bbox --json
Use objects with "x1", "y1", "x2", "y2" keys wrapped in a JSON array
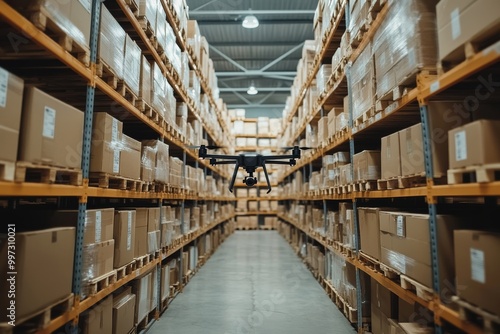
[{"x1": 190, "y1": 145, "x2": 309, "y2": 194}]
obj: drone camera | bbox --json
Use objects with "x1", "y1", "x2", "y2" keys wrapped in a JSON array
[{"x1": 243, "y1": 176, "x2": 258, "y2": 187}]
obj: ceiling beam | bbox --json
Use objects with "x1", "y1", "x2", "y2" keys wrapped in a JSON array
[
  {"x1": 227, "y1": 104, "x2": 286, "y2": 109},
  {"x1": 196, "y1": 19, "x2": 313, "y2": 25},
  {"x1": 216, "y1": 71, "x2": 296, "y2": 77},
  {"x1": 209, "y1": 40, "x2": 310, "y2": 47},
  {"x1": 209, "y1": 46, "x2": 247, "y2": 72},
  {"x1": 260, "y1": 43, "x2": 304, "y2": 72},
  {"x1": 189, "y1": 10, "x2": 315, "y2": 15},
  {"x1": 218, "y1": 87, "x2": 291, "y2": 92}
]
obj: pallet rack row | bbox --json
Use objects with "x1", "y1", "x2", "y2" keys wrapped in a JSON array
[{"x1": 275, "y1": 0, "x2": 500, "y2": 333}]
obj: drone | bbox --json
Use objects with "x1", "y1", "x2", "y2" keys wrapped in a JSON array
[{"x1": 189, "y1": 145, "x2": 310, "y2": 193}]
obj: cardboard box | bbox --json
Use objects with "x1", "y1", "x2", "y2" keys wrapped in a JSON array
[
  {"x1": 100, "y1": 5, "x2": 125, "y2": 79},
  {"x1": 148, "y1": 230, "x2": 160, "y2": 253},
  {"x1": 113, "y1": 290, "x2": 136, "y2": 334},
  {"x1": 454, "y1": 230, "x2": 500, "y2": 316},
  {"x1": 149, "y1": 266, "x2": 158, "y2": 312},
  {"x1": 120, "y1": 135, "x2": 141, "y2": 179},
  {"x1": 133, "y1": 272, "x2": 151, "y2": 322},
  {"x1": 380, "y1": 211, "x2": 432, "y2": 286},
  {"x1": 92, "y1": 112, "x2": 123, "y2": 143},
  {"x1": 381, "y1": 131, "x2": 401, "y2": 179},
  {"x1": 0, "y1": 227, "x2": 75, "y2": 322},
  {"x1": 448, "y1": 119, "x2": 500, "y2": 169},
  {"x1": 140, "y1": 145, "x2": 155, "y2": 182},
  {"x1": 0, "y1": 67, "x2": 23, "y2": 162},
  {"x1": 371, "y1": 277, "x2": 398, "y2": 318},
  {"x1": 437, "y1": 0, "x2": 500, "y2": 62},
  {"x1": 123, "y1": 34, "x2": 141, "y2": 96},
  {"x1": 83, "y1": 239, "x2": 114, "y2": 282},
  {"x1": 114, "y1": 210, "x2": 136, "y2": 268},
  {"x1": 399, "y1": 123, "x2": 424, "y2": 176},
  {"x1": 90, "y1": 140, "x2": 121, "y2": 175},
  {"x1": 134, "y1": 208, "x2": 148, "y2": 258},
  {"x1": 358, "y1": 207, "x2": 385, "y2": 260},
  {"x1": 353, "y1": 150, "x2": 381, "y2": 181},
  {"x1": 51, "y1": 208, "x2": 114, "y2": 246},
  {"x1": 161, "y1": 264, "x2": 171, "y2": 301},
  {"x1": 81, "y1": 295, "x2": 113, "y2": 334},
  {"x1": 19, "y1": 87, "x2": 84, "y2": 168},
  {"x1": 148, "y1": 207, "x2": 161, "y2": 232}
]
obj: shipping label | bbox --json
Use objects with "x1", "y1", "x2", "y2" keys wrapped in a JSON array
[
  {"x1": 0, "y1": 68, "x2": 8, "y2": 108},
  {"x1": 454, "y1": 130, "x2": 467, "y2": 161},
  {"x1": 95, "y1": 210, "x2": 102, "y2": 242},
  {"x1": 43, "y1": 106, "x2": 56, "y2": 139},
  {"x1": 470, "y1": 248, "x2": 485, "y2": 284}
]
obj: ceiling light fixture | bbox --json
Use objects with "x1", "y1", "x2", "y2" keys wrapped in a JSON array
[
  {"x1": 247, "y1": 82, "x2": 258, "y2": 95},
  {"x1": 242, "y1": 11, "x2": 259, "y2": 29}
]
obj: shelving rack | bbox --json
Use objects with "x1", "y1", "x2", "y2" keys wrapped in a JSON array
[
  {"x1": 275, "y1": 1, "x2": 500, "y2": 334},
  {"x1": 0, "y1": 0, "x2": 236, "y2": 333}
]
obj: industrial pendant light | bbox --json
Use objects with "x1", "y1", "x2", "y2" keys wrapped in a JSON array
[
  {"x1": 242, "y1": 10, "x2": 259, "y2": 29},
  {"x1": 247, "y1": 82, "x2": 258, "y2": 95}
]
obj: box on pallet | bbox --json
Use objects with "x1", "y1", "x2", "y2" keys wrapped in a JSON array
[
  {"x1": 82, "y1": 239, "x2": 114, "y2": 283},
  {"x1": 142, "y1": 140, "x2": 170, "y2": 183},
  {"x1": 358, "y1": 207, "x2": 388, "y2": 260},
  {"x1": 123, "y1": 34, "x2": 141, "y2": 96},
  {"x1": 81, "y1": 295, "x2": 113, "y2": 334},
  {"x1": 454, "y1": 230, "x2": 500, "y2": 317},
  {"x1": 350, "y1": 43, "x2": 374, "y2": 122},
  {"x1": 0, "y1": 67, "x2": 23, "y2": 163},
  {"x1": 120, "y1": 134, "x2": 141, "y2": 179},
  {"x1": 399, "y1": 123, "x2": 425, "y2": 176},
  {"x1": 371, "y1": 278, "x2": 398, "y2": 334},
  {"x1": 0, "y1": 227, "x2": 75, "y2": 322},
  {"x1": 381, "y1": 132, "x2": 401, "y2": 179},
  {"x1": 437, "y1": 0, "x2": 500, "y2": 62},
  {"x1": 353, "y1": 150, "x2": 381, "y2": 181},
  {"x1": 113, "y1": 287, "x2": 136, "y2": 334},
  {"x1": 100, "y1": 5, "x2": 125, "y2": 79},
  {"x1": 133, "y1": 271, "x2": 151, "y2": 323},
  {"x1": 114, "y1": 210, "x2": 136, "y2": 268},
  {"x1": 19, "y1": 87, "x2": 84, "y2": 168}
]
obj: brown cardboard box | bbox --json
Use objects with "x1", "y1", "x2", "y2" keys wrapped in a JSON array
[
  {"x1": 51, "y1": 208, "x2": 114, "y2": 246},
  {"x1": 92, "y1": 112, "x2": 123, "y2": 143},
  {"x1": 81, "y1": 295, "x2": 113, "y2": 334},
  {"x1": 353, "y1": 150, "x2": 381, "y2": 181},
  {"x1": 371, "y1": 278, "x2": 398, "y2": 318},
  {"x1": 83, "y1": 240, "x2": 114, "y2": 282},
  {"x1": 149, "y1": 266, "x2": 158, "y2": 312},
  {"x1": 0, "y1": 67, "x2": 23, "y2": 162},
  {"x1": 120, "y1": 134, "x2": 141, "y2": 179},
  {"x1": 19, "y1": 87, "x2": 84, "y2": 168},
  {"x1": 113, "y1": 210, "x2": 136, "y2": 268},
  {"x1": 139, "y1": 56, "x2": 151, "y2": 105},
  {"x1": 140, "y1": 145, "x2": 155, "y2": 182},
  {"x1": 0, "y1": 227, "x2": 75, "y2": 322},
  {"x1": 90, "y1": 140, "x2": 121, "y2": 175},
  {"x1": 248, "y1": 201, "x2": 258, "y2": 211},
  {"x1": 112, "y1": 290, "x2": 136, "y2": 334},
  {"x1": 68, "y1": 0, "x2": 91, "y2": 48},
  {"x1": 317, "y1": 116, "x2": 329, "y2": 143},
  {"x1": 448, "y1": 119, "x2": 500, "y2": 169},
  {"x1": 358, "y1": 207, "x2": 386, "y2": 260},
  {"x1": 454, "y1": 230, "x2": 500, "y2": 316},
  {"x1": 437, "y1": 0, "x2": 500, "y2": 61},
  {"x1": 399, "y1": 123, "x2": 424, "y2": 176},
  {"x1": 381, "y1": 132, "x2": 401, "y2": 179},
  {"x1": 379, "y1": 212, "x2": 432, "y2": 287},
  {"x1": 134, "y1": 208, "x2": 148, "y2": 257},
  {"x1": 161, "y1": 264, "x2": 170, "y2": 301},
  {"x1": 148, "y1": 207, "x2": 161, "y2": 232},
  {"x1": 133, "y1": 272, "x2": 151, "y2": 322},
  {"x1": 148, "y1": 230, "x2": 160, "y2": 253}
]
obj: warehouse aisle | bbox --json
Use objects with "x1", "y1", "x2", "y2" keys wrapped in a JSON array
[{"x1": 149, "y1": 231, "x2": 356, "y2": 334}]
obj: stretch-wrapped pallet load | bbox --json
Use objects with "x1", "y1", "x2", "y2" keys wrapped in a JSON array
[
  {"x1": 139, "y1": 56, "x2": 152, "y2": 106},
  {"x1": 156, "y1": 7, "x2": 167, "y2": 53},
  {"x1": 138, "y1": 0, "x2": 158, "y2": 31},
  {"x1": 123, "y1": 35, "x2": 141, "y2": 96},
  {"x1": 141, "y1": 140, "x2": 169, "y2": 184},
  {"x1": 373, "y1": 0, "x2": 437, "y2": 101},
  {"x1": 350, "y1": 42, "x2": 374, "y2": 122},
  {"x1": 152, "y1": 62, "x2": 166, "y2": 119},
  {"x1": 100, "y1": 5, "x2": 125, "y2": 80}
]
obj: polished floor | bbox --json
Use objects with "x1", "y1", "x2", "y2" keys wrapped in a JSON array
[{"x1": 148, "y1": 231, "x2": 356, "y2": 334}]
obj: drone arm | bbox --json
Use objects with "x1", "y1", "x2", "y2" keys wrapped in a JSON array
[
  {"x1": 228, "y1": 161, "x2": 240, "y2": 193},
  {"x1": 202, "y1": 153, "x2": 240, "y2": 160},
  {"x1": 211, "y1": 160, "x2": 239, "y2": 165},
  {"x1": 261, "y1": 162, "x2": 272, "y2": 194},
  {"x1": 263, "y1": 160, "x2": 295, "y2": 165},
  {"x1": 262, "y1": 154, "x2": 298, "y2": 160}
]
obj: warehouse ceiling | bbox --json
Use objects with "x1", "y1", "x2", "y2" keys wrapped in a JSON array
[{"x1": 186, "y1": 0, "x2": 318, "y2": 118}]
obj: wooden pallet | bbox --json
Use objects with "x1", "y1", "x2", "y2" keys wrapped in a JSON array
[
  {"x1": 377, "y1": 173, "x2": 427, "y2": 190},
  {"x1": 15, "y1": 161, "x2": 82, "y2": 185},
  {"x1": 84, "y1": 270, "x2": 117, "y2": 296},
  {"x1": 136, "y1": 99, "x2": 162, "y2": 125},
  {"x1": 350, "y1": 13, "x2": 374, "y2": 49},
  {"x1": 358, "y1": 252, "x2": 381, "y2": 272},
  {"x1": 136, "y1": 308, "x2": 158, "y2": 332},
  {"x1": 439, "y1": 39, "x2": 500, "y2": 74},
  {"x1": 135, "y1": 253, "x2": 155, "y2": 269},
  {"x1": 0, "y1": 294, "x2": 73, "y2": 333},
  {"x1": 400, "y1": 275, "x2": 434, "y2": 302},
  {"x1": 116, "y1": 260, "x2": 136, "y2": 280},
  {"x1": 451, "y1": 296, "x2": 500, "y2": 333},
  {"x1": 350, "y1": 180, "x2": 377, "y2": 192},
  {"x1": 89, "y1": 172, "x2": 141, "y2": 191},
  {"x1": 24, "y1": 7, "x2": 90, "y2": 66},
  {"x1": 117, "y1": 81, "x2": 138, "y2": 106},
  {"x1": 379, "y1": 263, "x2": 400, "y2": 280},
  {"x1": 124, "y1": 0, "x2": 139, "y2": 16},
  {"x1": 448, "y1": 163, "x2": 500, "y2": 184},
  {"x1": 96, "y1": 59, "x2": 119, "y2": 89},
  {"x1": 0, "y1": 160, "x2": 16, "y2": 182}
]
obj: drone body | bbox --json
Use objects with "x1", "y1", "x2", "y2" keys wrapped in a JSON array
[{"x1": 195, "y1": 145, "x2": 304, "y2": 194}]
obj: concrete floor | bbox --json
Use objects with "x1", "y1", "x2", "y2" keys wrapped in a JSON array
[{"x1": 148, "y1": 231, "x2": 356, "y2": 334}]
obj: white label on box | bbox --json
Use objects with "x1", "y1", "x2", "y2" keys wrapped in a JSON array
[
  {"x1": 127, "y1": 211, "x2": 132, "y2": 250},
  {"x1": 112, "y1": 118, "x2": 118, "y2": 142},
  {"x1": 455, "y1": 130, "x2": 467, "y2": 161},
  {"x1": 451, "y1": 8, "x2": 461, "y2": 40},
  {"x1": 396, "y1": 215, "x2": 405, "y2": 237},
  {"x1": 346, "y1": 210, "x2": 352, "y2": 221},
  {"x1": 95, "y1": 210, "x2": 102, "y2": 242},
  {"x1": 0, "y1": 68, "x2": 8, "y2": 108},
  {"x1": 113, "y1": 149, "x2": 120, "y2": 173},
  {"x1": 470, "y1": 248, "x2": 485, "y2": 284},
  {"x1": 43, "y1": 106, "x2": 56, "y2": 139},
  {"x1": 78, "y1": 0, "x2": 91, "y2": 13}
]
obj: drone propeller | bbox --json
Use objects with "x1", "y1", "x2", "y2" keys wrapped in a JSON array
[
  {"x1": 281, "y1": 146, "x2": 314, "y2": 151},
  {"x1": 187, "y1": 145, "x2": 226, "y2": 150}
]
